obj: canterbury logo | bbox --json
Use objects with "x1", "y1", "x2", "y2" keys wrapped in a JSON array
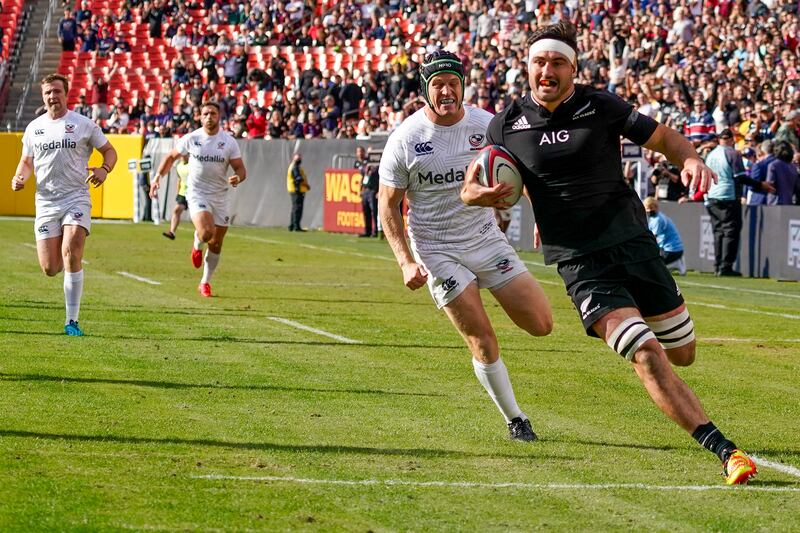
[{"x1": 511, "y1": 116, "x2": 531, "y2": 130}]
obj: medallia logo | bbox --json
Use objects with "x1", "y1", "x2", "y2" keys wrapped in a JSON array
[{"x1": 414, "y1": 141, "x2": 434, "y2": 155}]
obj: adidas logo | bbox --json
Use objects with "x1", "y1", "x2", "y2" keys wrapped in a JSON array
[{"x1": 511, "y1": 115, "x2": 531, "y2": 130}]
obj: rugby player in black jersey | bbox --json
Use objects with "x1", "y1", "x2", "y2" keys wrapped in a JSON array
[{"x1": 461, "y1": 21, "x2": 757, "y2": 485}]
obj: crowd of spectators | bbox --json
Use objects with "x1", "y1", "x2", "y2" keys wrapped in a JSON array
[{"x1": 52, "y1": 0, "x2": 799, "y2": 202}]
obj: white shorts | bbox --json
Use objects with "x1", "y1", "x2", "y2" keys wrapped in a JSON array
[
  {"x1": 412, "y1": 231, "x2": 527, "y2": 309},
  {"x1": 34, "y1": 199, "x2": 92, "y2": 241},
  {"x1": 188, "y1": 192, "x2": 231, "y2": 227}
]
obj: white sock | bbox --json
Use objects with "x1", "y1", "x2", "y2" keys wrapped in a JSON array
[
  {"x1": 64, "y1": 270, "x2": 84, "y2": 325},
  {"x1": 193, "y1": 231, "x2": 204, "y2": 251},
  {"x1": 201, "y1": 250, "x2": 220, "y2": 283},
  {"x1": 472, "y1": 357, "x2": 525, "y2": 423}
]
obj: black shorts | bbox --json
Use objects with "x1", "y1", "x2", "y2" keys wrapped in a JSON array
[
  {"x1": 175, "y1": 194, "x2": 188, "y2": 208},
  {"x1": 557, "y1": 234, "x2": 684, "y2": 337}
]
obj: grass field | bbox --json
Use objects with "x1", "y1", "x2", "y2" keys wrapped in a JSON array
[{"x1": 1, "y1": 218, "x2": 799, "y2": 532}]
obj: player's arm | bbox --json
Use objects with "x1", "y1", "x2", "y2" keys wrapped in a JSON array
[
  {"x1": 378, "y1": 184, "x2": 428, "y2": 290},
  {"x1": 11, "y1": 155, "x2": 34, "y2": 191},
  {"x1": 87, "y1": 141, "x2": 117, "y2": 188},
  {"x1": 642, "y1": 123, "x2": 717, "y2": 195},
  {"x1": 228, "y1": 157, "x2": 246, "y2": 187},
  {"x1": 150, "y1": 148, "x2": 183, "y2": 198}
]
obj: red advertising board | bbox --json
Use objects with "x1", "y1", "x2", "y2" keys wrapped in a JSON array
[{"x1": 324, "y1": 168, "x2": 365, "y2": 234}]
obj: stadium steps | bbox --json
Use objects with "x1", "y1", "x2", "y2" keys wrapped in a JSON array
[{"x1": 2, "y1": 0, "x2": 58, "y2": 129}]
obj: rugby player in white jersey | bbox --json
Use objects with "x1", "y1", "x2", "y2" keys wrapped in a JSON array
[
  {"x1": 11, "y1": 73, "x2": 118, "y2": 337},
  {"x1": 150, "y1": 101, "x2": 246, "y2": 297},
  {"x1": 378, "y1": 51, "x2": 553, "y2": 441}
]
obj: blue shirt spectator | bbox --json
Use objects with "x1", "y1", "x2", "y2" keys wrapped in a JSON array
[{"x1": 746, "y1": 140, "x2": 775, "y2": 206}]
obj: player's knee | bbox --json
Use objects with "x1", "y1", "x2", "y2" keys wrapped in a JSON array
[
  {"x1": 523, "y1": 312, "x2": 552, "y2": 337},
  {"x1": 198, "y1": 228, "x2": 214, "y2": 242},
  {"x1": 666, "y1": 341, "x2": 696, "y2": 367},
  {"x1": 41, "y1": 263, "x2": 62, "y2": 276},
  {"x1": 467, "y1": 331, "x2": 498, "y2": 363},
  {"x1": 629, "y1": 343, "x2": 668, "y2": 373}
]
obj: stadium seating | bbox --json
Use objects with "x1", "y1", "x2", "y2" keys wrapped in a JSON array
[{"x1": 0, "y1": 0, "x2": 26, "y2": 61}]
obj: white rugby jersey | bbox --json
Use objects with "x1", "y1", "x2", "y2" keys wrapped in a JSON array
[
  {"x1": 22, "y1": 110, "x2": 109, "y2": 205},
  {"x1": 379, "y1": 105, "x2": 497, "y2": 250},
  {"x1": 175, "y1": 128, "x2": 241, "y2": 196}
]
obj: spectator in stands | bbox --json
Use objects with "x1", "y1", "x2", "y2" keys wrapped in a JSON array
[
  {"x1": 766, "y1": 141, "x2": 800, "y2": 205},
  {"x1": 340, "y1": 70, "x2": 364, "y2": 123},
  {"x1": 287, "y1": 152, "x2": 310, "y2": 232},
  {"x1": 774, "y1": 110, "x2": 800, "y2": 152},
  {"x1": 155, "y1": 101, "x2": 173, "y2": 128},
  {"x1": 188, "y1": 75, "x2": 205, "y2": 108},
  {"x1": 107, "y1": 97, "x2": 130, "y2": 133},
  {"x1": 320, "y1": 95, "x2": 340, "y2": 138},
  {"x1": 267, "y1": 110, "x2": 286, "y2": 139},
  {"x1": 200, "y1": 49, "x2": 219, "y2": 83},
  {"x1": 86, "y1": 64, "x2": 115, "y2": 121},
  {"x1": 245, "y1": 106, "x2": 267, "y2": 138},
  {"x1": 746, "y1": 140, "x2": 775, "y2": 206},
  {"x1": 77, "y1": 19, "x2": 97, "y2": 52},
  {"x1": 58, "y1": 9, "x2": 78, "y2": 51},
  {"x1": 285, "y1": 114, "x2": 303, "y2": 139},
  {"x1": 145, "y1": 0, "x2": 166, "y2": 39},
  {"x1": 73, "y1": 94, "x2": 91, "y2": 118},
  {"x1": 685, "y1": 100, "x2": 716, "y2": 145},
  {"x1": 643, "y1": 197, "x2": 686, "y2": 276},
  {"x1": 114, "y1": 32, "x2": 131, "y2": 53},
  {"x1": 75, "y1": 1, "x2": 91, "y2": 23},
  {"x1": 705, "y1": 129, "x2": 774, "y2": 276},
  {"x1": 97, "y1": 27, "x2": 115, "y2": 57},
  {"x1": 303, "y1": 112, "x2": 323, "y2": 139},
  {"x1": 170, "y1": 26, "x2": 189, "y2": 50}
]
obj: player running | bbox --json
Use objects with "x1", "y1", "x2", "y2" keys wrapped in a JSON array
[
  {"x1": 378, "y1": 51, "x2": 553, "y2": 442},
  {"x1": 161, "y1": 154, "x2": 190, "y2": 240},
  {"x1": 149, "y1": 101, "x2": 246, "y2": 297},
  {"x1": 12, "y1": 73, "x2": 118, "y2": 336},
  {"x1": 462, "y1": 21, "x2": 756, "y2": 484}
]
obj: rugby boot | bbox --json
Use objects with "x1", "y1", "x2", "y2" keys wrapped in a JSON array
[
  {"x1": 191, "y1": 247, "x2": 202, "y2": 268},
  {"x1": 508, "y1": 417, "x2": 537, "y2": 442},
  {"x1": 198, "y1": 283, "x2": 212, "y2": 297},
  {"x1": 723, "y1": 449, "x2": 757, "y2": 485}
]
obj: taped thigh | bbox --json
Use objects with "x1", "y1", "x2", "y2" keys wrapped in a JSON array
[
  {"x1": 607, "y1": 317, "x2": 657, "y2": 361},
  {"x1": 646, "y1": 309, "x2": 695, "y2": 349}
]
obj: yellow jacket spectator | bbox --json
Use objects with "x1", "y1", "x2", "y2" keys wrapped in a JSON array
[{"x1": 287, "y1": 153, "x2": 310, "y2": 231}]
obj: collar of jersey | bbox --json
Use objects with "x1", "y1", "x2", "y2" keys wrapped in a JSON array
[{"x1": 527, "y1": 87, "x2": 578, "y2": 118}]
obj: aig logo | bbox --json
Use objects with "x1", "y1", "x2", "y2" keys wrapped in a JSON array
[
  {"x1": 539, "y1": 130, "x2": 570, "y2": 145},
  {"x1": 414, "y1": 141, "x2": 433, "y2": 155}
]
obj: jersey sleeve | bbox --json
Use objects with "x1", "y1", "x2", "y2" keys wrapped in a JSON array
[
  {"x1": 378, "y1": 130, "x2": 409, "y2": 189},
  {"x1": 88, "y1": 120, "x2": 109, "y2": 149},
  {"x1": 485, "y1": 113, "x2": 506, "y2": 146},
  {"x1": 21, "y1": 126, "x2": 32, "y2": 157},
  {"x1": 174, "y1": 134, "x2": 190, "y2": 155},
  {"x1": 598, "y1": 91, "x2": 658, "y2": 145},
  {"x1": 228, "y1": 137, "x2": 242, "y2": 160}
]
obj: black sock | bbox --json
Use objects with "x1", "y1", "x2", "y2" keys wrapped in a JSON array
[{"x1": 692, "y1": 422, "x2": 737, "y2": 462}]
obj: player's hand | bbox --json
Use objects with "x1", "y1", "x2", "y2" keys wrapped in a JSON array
[
  {"x1": 460, "y1": 163, "x2": 515, "y2": 208},
  {"x1": 533, "y1": 223, "x2": 541, "y2": 249},
  {"x1": 11, "y1": 174, "x2": 26, "y2": 191},
  {"x1": 228, "y1": 174, "x2": 243, "y2": 187},
  {"x1": 148, "y1": 180, "x2": 160, "y2": 199},
  {"x1": 401, "y1": 262, "x2": 428, "y2": 291},
  {"x1": 760, "y1": 181, "x2": 776, "y2": 194},
  {"x1": 680, "y1": 157, "x2": 717, "y2": 194},
  {"x1": 85, "y1": 167, "x2": 108, "y2": 188}
]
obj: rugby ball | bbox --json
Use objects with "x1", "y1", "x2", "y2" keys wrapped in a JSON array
[{"x1": 471, "y1": 145, "x2": 524, "y2": 205}]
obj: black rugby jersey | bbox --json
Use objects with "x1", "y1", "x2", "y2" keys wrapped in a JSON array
[{"x1": 486, "y1": 85, "x2": 659, "y2": 264}]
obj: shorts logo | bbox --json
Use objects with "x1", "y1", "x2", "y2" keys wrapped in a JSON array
[
  {"x1": 34, "y1": 129, "x2": 44, "y2": 136},
  {"x1": 72, "y1": 211, "x2": 83, "y2": 220},
  {"x1": 65, "y1": 123, "x2": 76, "y2": 133},
  {"x1": 441, "y1": 276, "x2": 458, "y2": 294},
  {"x1": 198, "y1": 204, "x2": 207, "y2": 208},
  {"x1": 37, "y1": 225, "x2": 49, "y2": 235},
  {"x1": 580, "y1": 295, "x2": 601, "y2": 320},
  {"x1": 224, "y1": 216, "x2": 230, "y2": 223},
  {"x1": 469, "y1": 134, "x2": 484, "y2": 149},
  {"x1": 495, "y1": 257, "x2": 514, "y2": 274},
  {"x1": 414, "y1": 141, "x2": 434, "y2": 155}
]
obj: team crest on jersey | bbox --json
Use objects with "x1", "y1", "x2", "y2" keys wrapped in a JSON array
[
  {"x1": 217, "y1": 142, "x2": 226, "y2": 149},
  {"x1": 34, "y1": 129, "x2": 44, "y2": 136},
  {"x1": 198, "y1": 203, "x2": 207, "y2": 208},
  {"x1": 469, "y1": 134, "x2": 485, "y2": 149},
  {"x1": 65, "y1": 123, "x2": 76, "y2": 133}
]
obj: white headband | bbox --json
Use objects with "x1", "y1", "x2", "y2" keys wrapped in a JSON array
[{"x1": 529, "y1": 39, "x2": 576, "y2": 65}]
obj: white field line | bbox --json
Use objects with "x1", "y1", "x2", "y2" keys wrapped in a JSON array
[
  {"x1": 191, "y1": 474, "x2": 800, "y2": 493},
  {"x1": 116, "y1": 271, "x2": 162, "y2": 285},
  {"x1": 751, "y1": 455, "x2": 800, "y2": 479},
  {"x1": 680, "y1": 280, "x2": 800, "y2": 300},
  {"x1": 701, "y1": 337, "x2": 800, "y2": 343},
  {"x1": 689, "y1": 301, "x2": 800, "y2": 320},
  {"x1": 236, "y1": 234, "x2": 395, "y2": 263},
  {"x1": 236, "y1": 280, "x2": 376, "y2": 287},
  {"x1": 267, "y1": 316, "x2": 361, "y2": 344}
]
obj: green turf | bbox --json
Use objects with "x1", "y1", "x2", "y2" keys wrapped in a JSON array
[{"x1": 1, "y1": 219, "x2": 799, "y2": 531}]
